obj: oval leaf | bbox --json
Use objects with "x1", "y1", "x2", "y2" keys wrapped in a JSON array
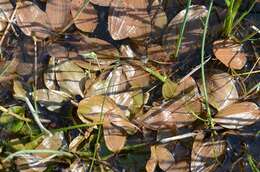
[{"x1": 214, "y1": 102, "x2": 260, "y2": 129}]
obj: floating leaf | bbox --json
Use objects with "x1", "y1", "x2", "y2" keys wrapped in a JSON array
[
  {"x1": 146, "y1": 146, "x2": 157, "y2": 172},
  {"x1": 191, "y1": 132, "x2": 226, "y2": 172},
  {"x1": 46, "y1": 0, "x2": 72, "y2": 31},
  {"x1": 16, "y1": 1, "x2": 51, "y2": 39},
  {"x1": 0, "y1": 0, "x2": 13, "y2": 31},
  {"x1": 103, "y1": 113, "x2": 127, "y2": 152},
  {"x1": 32, "y1": 89, "x2": 71, "y2": 112},
  {"x1": 90, "y1": 0, "x2": 113, "y2": 6},
  {"x1": 162, "y1": 5, "x2": 208, "y2": 57},
  {"x1": 149, "y1": 0, "x2": 167, "y2": 40},
  {"x1": 77, "y1": 95, "x2": 137, "y2": 152},
  {"x1": 47, "y1": 43, "x2": 68, "y2": 58},
  {"x1": 108, "y1": 0, "x2": 151, "y2": 40},
  {"x1": 214, "y1": 102, "x2": 260, "y2": 129},
  {"x1": 198, "y1": 71, "x2": 238, "y2": 111},
  {"x1": 71, "y1": 0, "x2": 98, "y2": 32},
  {"x1": 213, "y1": 39, "x2": 247, "y2": 70},
  {"x1": 156, "y1": 146, "x2": 175, "y2": 171},
  {"x1": 141, "y1": 77, "x2": 201, "y2": 129},
  {"x1": 44, "y1": 56, "x2": 58, "y2": 90},
  {"x1": 56, "y1": 59, "x2": 86, "y2": 97}
]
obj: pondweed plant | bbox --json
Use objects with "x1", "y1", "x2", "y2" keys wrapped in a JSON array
[{"x1": 223, "y1": 0, "x2": 257, "y2": 38}]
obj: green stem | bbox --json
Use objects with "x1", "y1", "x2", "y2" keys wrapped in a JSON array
[
  {"x1": 201, "y1": 0, "x2": 214, "y2": 128},
  {"x1": 174, "y1": 0, "x2": 192, "y2": 58},
  {"x1": 3, "y1": 149, "x2": 73, "y2": 162}
]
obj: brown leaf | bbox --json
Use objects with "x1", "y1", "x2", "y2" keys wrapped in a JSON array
[
  {"x1": 167, "y1": 160, "x2": 190, "y2": 172},
  {"x1": 108, "y1": 0, "x2": 151, "y2": 40},
  {"x1": 71, "y1": 0, "x2": 98, "y2": 32},
  {"x1": 156, "y1": 146, "x2": 175, "y2": 171},
  {"x1": 213, "y1": 39, "x2": 247, "y2": 70},
  {"x1": 47, "y1": 43, "x2": 68, "y2": 58},
  {"x1": 16, "y1": 1, "x2": 51, "y2": 39},
  {"x1": 191, "y1": 133, "x2": 226, "y2": 172},
  {"x1": 79, "y1": 34, "x2": 120, "y2": 60},
  {"x1": 90, "y1": 0, "x2": 113, "y2": 6},
  {"x1": 46, "y1": 0, "x2": 72, "y2": 31},
  {"x1": 56, "y1": 59, "x2": 86, "y2": 97},
  {"x1": 162, "y1": 5, "x2": 208, "y2": 57},
  {"x1": 149, "y1": 0, "x2": 167, "y2": 40},
  {"x1": 44, "y1": 56, "x2": 58, "y2": 90},
  {"x1": 103, "y1": 113, "x2": 127, "y2": 152},
  {"x1": 0, "y1": 0, "x2": 13, "y2": 31},
  {"x1": 198, "y1": 71, "x2": 238, "y2": 111},
  {"x1": 146, "y1": 146, "x2": 158, "y2": 172},
  {"x1": 77, "y1": 95, "x2": 125, "y2": 123},
  {"x1": 141, "y1": 77, "x2": 201, "y2": 129},
  {"x1": 214, "y1": 102, "x2": 260, "y2": 129},
  {"x1": 32, "y1": 89, "x2": 71, "y2": 112}
]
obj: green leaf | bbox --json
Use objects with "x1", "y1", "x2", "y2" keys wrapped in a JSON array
[
  {"x1": 0, "y1": 106, "x2": 25, "y2": 133},
  {"x1": 162, "y1": 79, "x2": 178, "y2": 99}
]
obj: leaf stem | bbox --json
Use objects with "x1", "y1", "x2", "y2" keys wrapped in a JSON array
[{"x1": 201, "y1": 0, "x2": 214, "y2": 128}]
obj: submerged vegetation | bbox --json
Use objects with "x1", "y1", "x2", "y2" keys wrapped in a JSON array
[{"x1": 0, "y1": 0, "x2": 259, "y2": 171}]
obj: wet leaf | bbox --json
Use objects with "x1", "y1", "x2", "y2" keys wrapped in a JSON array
[
  {"x1": 123, "y1": 63, "x2": 150, "y2": 88},
  {"x1": 71, "y1": 0, "x2": 98, "y2": 32},
  {"x1": 147, "y1": 44, "x2": 171, "y2": 63},
  {"x1": 47, "y1": 43, "x2": 68, "y2": 58},
  {"x1": 56, "y1": 59, "x2": 86, "y2": 97},
  {"x1": 146, "y1": 146, "x2": 157, "y2": 172},
  {"x1": 149, "y1": 0, "x2": 167, "y2": 40},
  {"x1": 214, "y1": 102, "x2": 260, "y2": 129},
  {"x1": 90, "y1": 0, "x2": 113, "y2": 6},
  {"x1": 77, "y1": 95, "x2": 137, "y2": 152},
  {"x1": 162, "y1": 5, "x2": 208, "y2": 57},
  {"x1": 0, "y1": 0, "x2": 13, "y2": 31},
  {"x1": 141, "y1": 77, "x2": 201, "y2": 129},
  {"x1": 79, "y1": 34, "x2": 120, "y2": 59},
  {"x1": 156, "y1": 146, "x2": 175, "y2": 171},
  {"x1": 46, "y1": 0, "x2": 72, "y2": 31},
  {"x1": 191, "y1": 133, "x2": 226, "y2": 172},
  {"x1": 77, "y1": 95, "x2": 125, "y2": 123},
  {"x1": 198, "y1": 71, "x2": 238, "y2": 111},
  {"x1": 108, "y1": 0, "x2": 151, "y2": 40},
  {"x1": 44, "y1": 56, "x2": 58, "y2": 90},
  {"x1": 32, "y1": 89, "x2": 71, "y2": 112},
  {"x1": 213, "y1": 39, "x2": 247, "y2": 70},
  {"x1": 16, "y1": 1, "x2": 51, "y2": 39},
  {"x1": 13, "y1": 80, "x2": 27, "y2": 101},
  {"x1": 103, "y1": 113, "x2": 127, "y2": 152}
]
